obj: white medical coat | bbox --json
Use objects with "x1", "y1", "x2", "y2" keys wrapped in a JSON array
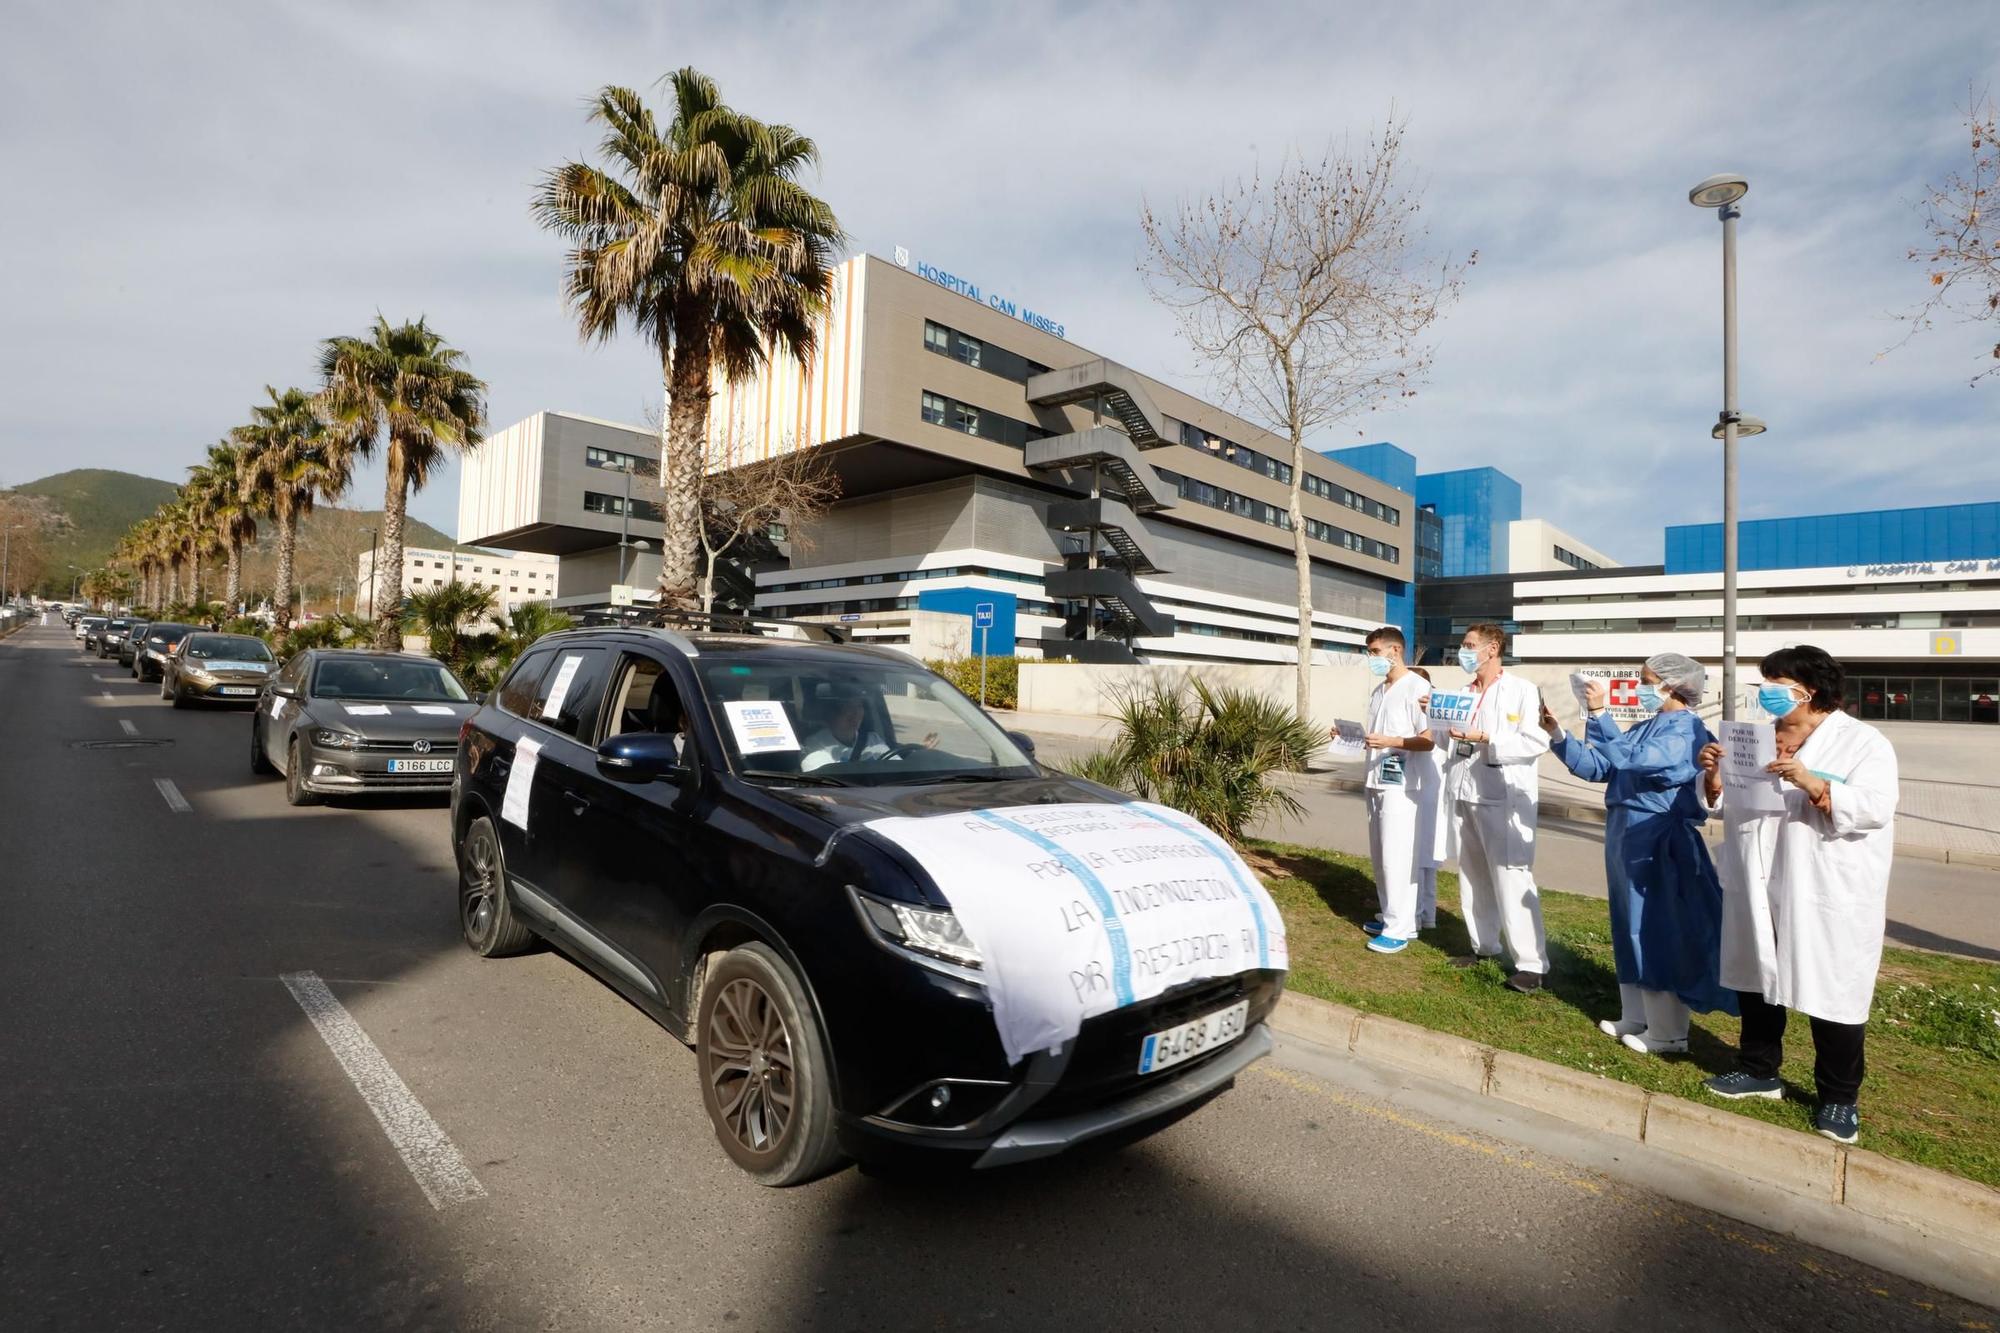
[
  {"x1": 1441, "y1": 672, "x2": 1549, "y2": 866},
  {"x1": 1711, "y1": 709, "x2": 1898, "y2": 1025}
]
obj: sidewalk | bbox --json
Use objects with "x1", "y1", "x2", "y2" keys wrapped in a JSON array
[{"x1": 998, "y1": 708, "x2": 2000, "y2": 866}]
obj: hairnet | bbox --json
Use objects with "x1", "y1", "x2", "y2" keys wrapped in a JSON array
[{"x1": 1645, "y1": 652, "x2": 1707, "y2": 704}]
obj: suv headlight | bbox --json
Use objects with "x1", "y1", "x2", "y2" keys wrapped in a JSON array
[
  {"x1": 848, "y1": 886, "x2": 984, "y2": 981},
  {"x1": 313, "y1": 728, "x2": 363, "y2": 749}
]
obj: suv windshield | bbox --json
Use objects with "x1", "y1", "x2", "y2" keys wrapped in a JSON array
[
  {"x1": 695, "y1": 651, "x2": 1033, "y2": 786},
  {"x1": 184, "y1": 634, "x2": 274, "y2": 663},
  {"x1": 312, "y1": 657, "x2": 470, "y2": 702}
]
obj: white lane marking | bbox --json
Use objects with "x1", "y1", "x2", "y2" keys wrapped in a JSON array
[
  {"x1": 119, "y1": 719, "x2": 139, "y2": 736},
  {"x1": 100, "y1": 689, "x2": 113, "y2": 699},
  {"x1": 153, "y1": 777, "x2": 191, "y2": 813},
  {"x1": 279, "y1": 971, "x2": 487, "y2": 1210}
]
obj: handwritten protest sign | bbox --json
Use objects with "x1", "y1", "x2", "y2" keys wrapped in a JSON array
[
  {"x1": 862, "y1": 802, "x2": 1287, "y2": 1064},
  {"x1": 1718, "y1": 719, "x2": 1786, "y2": 814}
]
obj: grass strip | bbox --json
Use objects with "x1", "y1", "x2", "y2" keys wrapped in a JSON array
[{"x1": 1254, "y1": 839, "x2": 2000, "y2": 1191}]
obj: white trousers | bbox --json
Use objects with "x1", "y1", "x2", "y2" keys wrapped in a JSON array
[
  {"x1": 1367, "y1": 788, "x2": 1421, "y2": 940},
  {"x1": 1453, "y1": 799, "x2": 1549, "y2": 974},
  {"x1": 1641, "y1": 988, "x2": 1691, "y2": 1042},
  {"x1": 1417, "y1": 867, "x2": 1438, "y2": 929}
]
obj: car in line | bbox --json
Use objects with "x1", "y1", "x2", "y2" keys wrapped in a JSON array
[
  {"x1": 95, "y1": 618, "x2": 138, "y2": 660},
  {"x1": 114, "y1": 621, "x2": 153, "y2": 669},
  {"x1": 76, "y1": 615, "x2": 107, "y2": 648},
  {"x1": 159, "y1": 631, "x2": 276, "y2": 707},
  {"x1": 130, "y1": 623, "x2": 198, "y2": 682},
  {"x1": 450, "y1": 621, "x2": 1286, "y2": 1186},
  {"x1": 252, "y1": 649, "x2": 479, "y2": 805}
]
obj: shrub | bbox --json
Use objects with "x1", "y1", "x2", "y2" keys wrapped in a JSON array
[
  {"x1": 1063, "y1": 678, "x2": 1321, "y2": 846},
  {"x1": 923, "y1": 655, "x2": 1024, "y2": 710}
]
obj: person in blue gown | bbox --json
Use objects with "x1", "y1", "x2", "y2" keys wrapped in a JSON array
[{"x1": 1540, "y1": 653, "x2": 1737, "y2": 1054}]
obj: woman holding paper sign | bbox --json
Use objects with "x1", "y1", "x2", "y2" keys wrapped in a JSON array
[
  {"x1": 1697, "y1": 645, "x2": 1897, "y2": 1145},
  {"x1": 1542, "y1": 652, "x2": 1735, "y2": 1056}
]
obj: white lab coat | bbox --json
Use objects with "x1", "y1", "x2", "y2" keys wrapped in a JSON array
[
  {"x1": 1712, "y1": 709, "x2": 1898, "y2": 1025},
  {"x1": 1441, "y1": 672, "x2": 1549, "y2": 866}
]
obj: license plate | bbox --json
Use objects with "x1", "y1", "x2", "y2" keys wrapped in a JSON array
[
  {"x1": 388, "y1": 758, "x2": 454, "y2": 774},
  {"x1": 1138, "y1": 999, "x2": 1249, "y2": 1075},
  {"x1": 219, "y1": 686, "x2": 259, "y2": 696}
]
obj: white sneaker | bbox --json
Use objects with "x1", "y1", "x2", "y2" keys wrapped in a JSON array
[
  {"x1": 1598, "y1": 1018, "x2": 1645, "y2": 1039},
  {"x1": 1620, "y1": 1032, "x2": 1688, "y2": 1055}
]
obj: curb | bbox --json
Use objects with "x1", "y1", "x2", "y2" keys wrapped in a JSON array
[
  {"x1": 1289, "y1": 772, "x2": 1995, "y2": 868},
  {"x1": 1268, "y1": 990, "x2": 2000, "y2": 1267}
]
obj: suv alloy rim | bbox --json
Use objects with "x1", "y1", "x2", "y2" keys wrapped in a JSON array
[
  {"x1": 461, "y1": 827, "x2": 498, "y2": 943},
  {"x1": 706, "y1": 978, "x2": 795, "y2": 1153}
]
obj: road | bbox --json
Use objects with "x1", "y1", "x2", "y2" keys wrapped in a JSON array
[{"x1": 2, "y1": 622, "x2": 1991, "y2": 1330}]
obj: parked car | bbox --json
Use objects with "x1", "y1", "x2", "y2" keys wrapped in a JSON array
[
  {"x1": 114, "y1": 622, "x2": 152, "y2": 669},
  {"x1": 253, "y1": 649, "x2": 479, "y2": 805},
  {"x1": 450, "y1": 623, "x2": 1285, "y2": 1186},
  {"x1": 77, "y1": 615, "x2": 106, "y2": 647},
  {"x1": 131, "y1": 623, "x2": 198, "y2": 682},
  {"x1": 160, "y1": 631, "x2": 276, "y2": 707},
  {"x1": 95, "y1": 618, "x2": 136, "y2": 659}
]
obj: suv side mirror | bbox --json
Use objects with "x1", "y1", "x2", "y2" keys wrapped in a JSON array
[
  {"x1": 597, "y1": 731, "x2": 690, "y2": 785},
  {"x1": 270, "y1": 682, "x2": 298, "y2": 699},
  {"x1": 1005, "y1": 729, "x2": 1037, "y2": 758}
]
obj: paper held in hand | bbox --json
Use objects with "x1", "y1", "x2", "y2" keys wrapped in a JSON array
[
  {"x1": 1328, "y1": 719, "x2": 1366, "y2": 759},
  {"x1": 1427, "y1": 691, "x2": 1477, "y2": 726},
  {"x1": 1717, "y1": 719, "x2": 1786, "y2": 814}
]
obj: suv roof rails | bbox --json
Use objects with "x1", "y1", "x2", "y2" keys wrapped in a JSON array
[{"x1": 577, "y1": 606, "x2": 847, "y2": 645}]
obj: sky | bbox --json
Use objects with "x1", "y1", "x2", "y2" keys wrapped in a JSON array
[{"x1": 3, "y1": 0, "x2": 1998, "y2": 565}]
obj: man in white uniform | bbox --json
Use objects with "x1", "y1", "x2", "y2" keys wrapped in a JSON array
[
  {"x1": 1353, "y1": 627, "x2": 1433, "y2": 954},
  {"x1": 1442, "y1": 622, "x2": 1551, "y2": 992}
]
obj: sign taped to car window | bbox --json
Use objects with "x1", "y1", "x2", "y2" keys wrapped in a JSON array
[
  {"x1": 540, "y1": 654, "x2": 586, "y2": 719},
  {"x1": 862, "y1": 802, "x2": 1287, "y2": 1065},
  {"x1": 722, "y1": 700, "x2": 800, "y2": 753}
]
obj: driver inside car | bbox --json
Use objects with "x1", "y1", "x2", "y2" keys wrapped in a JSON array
[{"x1": 800, "y1": 691, "x2": 935, "y2": 772}]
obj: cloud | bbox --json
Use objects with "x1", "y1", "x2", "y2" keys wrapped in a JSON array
[{"x1": 3, "y1": 0, "x2": 1998, "y2": 565}]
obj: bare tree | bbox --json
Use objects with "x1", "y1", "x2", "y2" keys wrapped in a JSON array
[
  {"x1": 1900, "y1": 88, "x2": 2000, "y2": 385},
  {"x1": 691, "y1": 441, "x2": 841, "y2": 613},
  {"x1": 1141, "y1": 114, "x2": 1471, "y2": 716}
]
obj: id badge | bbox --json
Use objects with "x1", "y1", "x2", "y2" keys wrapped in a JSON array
[
  {"x1": 1380, "y1": 753, "x2": 1405, "y2": 786},
  {"x1": 1454, "y1": 740, "x2": 1476, "y2": 759}
]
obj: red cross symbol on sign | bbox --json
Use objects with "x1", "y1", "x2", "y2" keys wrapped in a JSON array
[{"x1": 1608, "y1": 678, "x2": 1641, "y2": 708}]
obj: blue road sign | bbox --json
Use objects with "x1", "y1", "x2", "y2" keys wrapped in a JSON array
[{"x1": 974, "y1": 602, "x2": 995, "y2": 628}]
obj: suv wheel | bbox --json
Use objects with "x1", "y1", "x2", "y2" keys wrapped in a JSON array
[
  {"x1": 696, "y1": 943, "x2": 843, "y2": 1186},
  {"x1": 284, "y1": 737, "x2": 319, "y2": 806},
  {"x1": 457, "y1": 816, "x2": 534, "y2": 957}
]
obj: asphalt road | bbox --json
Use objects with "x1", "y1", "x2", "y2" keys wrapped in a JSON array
[{"x1": 2, "y1": 621, "x2": 1991, "y2": 1330}]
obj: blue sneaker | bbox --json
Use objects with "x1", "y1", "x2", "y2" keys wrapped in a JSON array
[
  {"x1": 1703, "y1": 1071, "x2": 1783, "y2": 1101},
  {"x1": 1367, "y1": 934, "x2": 1410, "y2": 954},
  {"x1": 1362, "y1": 920, "x2": 1385, "y2": 936},
  {"x1": 1814, "y1": 1102, "x2": 1859, "y2": 1144}
]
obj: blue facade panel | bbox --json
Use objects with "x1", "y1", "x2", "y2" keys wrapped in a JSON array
[
  {"x1": 1415, "y1": 467, "x2": 1523, "y2": 577},
  {"x1": 916, "y1": 587, "x2": 1016, "y2": 656},
  {"x1": 1381, "y1": 579, "x2": 1415, "y2": 646},
  {"x1": 1663, "y1": 502, "x2": 2000, "y2": 573},
  {"x1": 1324, "y1": 442, "x2": 1418, "y2": 495}
]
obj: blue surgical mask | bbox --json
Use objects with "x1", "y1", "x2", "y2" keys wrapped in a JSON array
[
  {"x1": 1457, "y1": 647, "x2": 1481, "y2": 674},
  {"x1": 1368, "y1": 655, "x2": 1392, "y2": 679},
  {"x1": 1758, "y1": 685, "x2": 1804, "y2": 719},
  {"x1": 1636, "y1": 684, "x2": 1664, "y2": 714}
]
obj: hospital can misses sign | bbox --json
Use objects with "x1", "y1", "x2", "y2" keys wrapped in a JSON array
[{"x1": 894, "y1": 245, "x2": 1066, "y2": 340}]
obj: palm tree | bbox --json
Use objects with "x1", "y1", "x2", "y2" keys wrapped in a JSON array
[
  {"x1": 533, "y1": 67, "x2": 844, "y2": 610},
  {"x1": 199, "y1": 440, "x2": 260, "y2": 613},
  {"x1": 403, "y1": 580, "x2": 499, "y2": 670},
  {"x1": 316, "y1": 318, "x2": 486, "y2": 649},
  {"x1": 237, "y1": 385, "x2": 353, "y2": 630}
]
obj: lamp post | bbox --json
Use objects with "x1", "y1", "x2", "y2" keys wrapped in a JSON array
[
  {"x1": 1, "y1": 525, "x2": 19, "y2": 605},
  {"x1": 1688, "y1": 172, "x2": 1768, "y2": 721},
  {"x1": 68, "y1": 564, "x2": 82, "y2": 602},
  {"x1": 615, "y1": 462, "x2": 641, "y2": 592},
  {"x1": 360, "y1": 526, "x2": 379, "y2": 620}
]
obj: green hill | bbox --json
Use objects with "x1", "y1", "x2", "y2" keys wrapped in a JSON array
[{"x1": 2, "y1": 467, "x2": 455, "y2": 596}]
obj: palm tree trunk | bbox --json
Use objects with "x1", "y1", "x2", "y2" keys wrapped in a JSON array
[
  {"x1": 274, "y1": 498, "x2": 298, "y2": 630},
  {"x1": 189, "y1": 546, "x2": 204, "y2": 607},
  {"x1": 374, "y1": 443, "x2": 410, "y2": 649},
  {"x1": 660, "y1": 313, "x2": 712, "y2": 611},
  {"x1": 225, "y1": 536, "x2": 243, "y2": 613},
  {"x1": 165, "y1": 558, "x2": 180, "y2": 607}
]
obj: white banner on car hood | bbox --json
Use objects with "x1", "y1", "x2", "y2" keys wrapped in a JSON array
[{"x1": 862, "y1": 801, "x2": 1288, "y2": 1066}]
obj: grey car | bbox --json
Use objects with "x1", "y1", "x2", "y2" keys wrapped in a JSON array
[
  {"x1": 96, "y1": 618, "x2": 137, "y2": 660},
  {"x1": 161, "y1": 631, "x2": 276, "y2": 707},
  {"x1": 114, "y1": 622, "x2": 152, "y2": 669},
  {"x1": 250, "y1": 649, "x2": 478, "y2": 805}
]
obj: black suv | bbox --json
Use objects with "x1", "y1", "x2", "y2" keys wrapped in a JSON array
[{"x1": 451, "y1": 622, "x2": 1286, "y2": 1185}]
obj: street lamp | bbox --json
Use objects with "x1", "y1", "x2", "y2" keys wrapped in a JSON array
[
  {"x1": 1688, "y1": 171, "x2": 1765, "y2": 720},
  {"x1": 1, "y1": 525, "x2": 20, "y2": 606},
  {"x1": 360, "y1": 525, "x2": 378, "y2": 620},
  {"x1": 68, "y1": 564, "x2": 82, "y2": 602}
]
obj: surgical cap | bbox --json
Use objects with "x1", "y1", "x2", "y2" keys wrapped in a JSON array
[{"x1": 1645, "y1": 652, "x2": 1707, "y2": 705}]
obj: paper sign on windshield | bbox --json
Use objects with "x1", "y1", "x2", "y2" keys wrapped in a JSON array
[
  {"x1": 863, "y1": 801, "x2": 1287, "y2": 1065},
  {"x1": 722, "y1": 700, "x2": 800, "y2": 753},
  {"x1": 1427, "y1": 691, "x2": 1477, "y2": 725}
]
